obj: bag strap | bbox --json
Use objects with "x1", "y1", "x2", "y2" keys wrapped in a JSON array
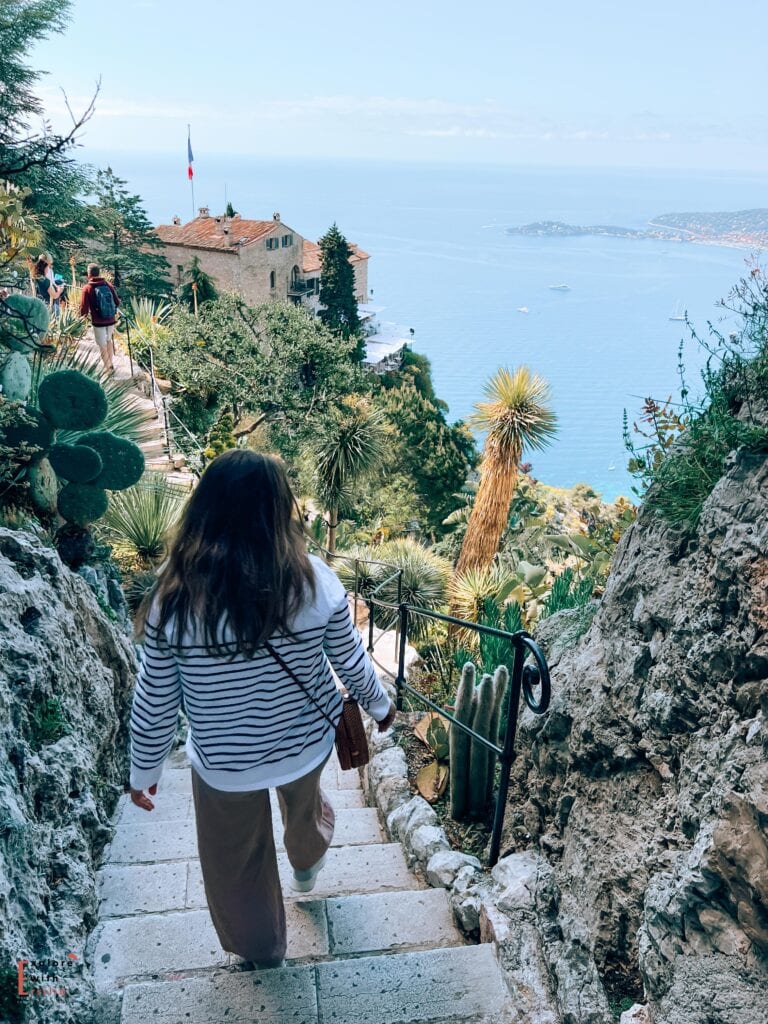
[{"x1": 263, "y1": 640, "x2": 339, "y2": 731}]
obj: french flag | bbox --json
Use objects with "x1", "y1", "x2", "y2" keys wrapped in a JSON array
[{"x1": 187, "y1": 131, "x2": 194, "y2": 180}]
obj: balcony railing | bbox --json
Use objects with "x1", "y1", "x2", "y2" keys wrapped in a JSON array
[{"x1": 288, "y1": 279, "x2": 313, "y2": 294}]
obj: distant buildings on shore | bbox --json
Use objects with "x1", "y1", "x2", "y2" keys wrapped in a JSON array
[
  {"x1": 155, "y1": 208, "x2": 410, "y2": 368},
  {"x1": 155, "y1": 208, "x2": 370, "y2": 312}
]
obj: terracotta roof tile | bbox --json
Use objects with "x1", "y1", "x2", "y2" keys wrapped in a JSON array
[
  {"x1": 156, "y1": 216, "x2": 279, "y2": 251},
  {"x1": 302, "y1": 239, "x2": 369, "y2": 274}
]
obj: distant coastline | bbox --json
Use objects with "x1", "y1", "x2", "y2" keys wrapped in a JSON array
[{"x1": 507, "y1": 208, "x2": 768, "y2": 249}]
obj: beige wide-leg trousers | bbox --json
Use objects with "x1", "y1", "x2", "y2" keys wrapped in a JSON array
[{"x1": 191, "y1": 755, "x2": 335, "y2": 964}]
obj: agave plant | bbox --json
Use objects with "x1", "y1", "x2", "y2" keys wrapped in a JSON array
[
  {"x1": 34, "y1": 346, "x2": 156, "y2": 446},
  {"x1": 100, "y1": 473, "x2": 187, "y2": 562},
  {"x1": 448, "y1": 563, "x2": 519, "y2": 626},
  {"x1": 47, "y1": 308, "x2": 89, "y2": 347},
  {"x1": 128, "y1": 296, "x2": 174, "y2": 335}
]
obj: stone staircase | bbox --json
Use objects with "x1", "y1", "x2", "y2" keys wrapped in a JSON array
[
  {"x1": 78, "y1": 329, "x2": 196, "y2": 489},
  {"x1": 89, "y1": 746, "x2": 518, "y2": 1023}
]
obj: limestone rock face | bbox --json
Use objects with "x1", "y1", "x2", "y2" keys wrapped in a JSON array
[
  {"x1": 507, "y1": 447, "x2": 768, "y2": 1021},
  {"x1": 0, "y1": 529, "x2": 136, "y2": 1023}
]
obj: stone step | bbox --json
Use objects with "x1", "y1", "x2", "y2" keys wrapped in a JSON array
[
  {"x1": 119, "y1": 943, "x2": 514, "y2": 1024},
  {"x1": 114, "y1": 784, "x2": 365, "y2": 824},
  {"x1": 143, "y1": 762, "x2": 359, "y2": 797},
  {"x1": 104, "y1": 807, "x2": 383, "y2": 865},
  {"x1": 98, "y1": 842, "x2": 421, "y2": 920},
  {"x1": 94, "y1": 888, "x2": 460, "y2": 993}
]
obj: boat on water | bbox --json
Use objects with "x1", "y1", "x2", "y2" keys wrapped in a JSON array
[
  {"x1": 516, "y1": 306, "x2": 529, "y2": 314},
  {"x1": 669, "y1": 301, "x2": 686, "y2": 322},
  {"x1": 549, "y1": 283, "x2": 571, "y2": 291}
]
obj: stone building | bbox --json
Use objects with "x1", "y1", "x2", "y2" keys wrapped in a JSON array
[{"x1": 155, "y1": 209, "x2": 369, "y2": 310}]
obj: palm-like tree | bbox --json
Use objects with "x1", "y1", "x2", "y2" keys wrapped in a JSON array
[
  {"x1": 455, "y1": 366, "x2": 557, "y2": 575},
  {"x1": 305, "y1": 399, "x2": 387, "y2": 554}
]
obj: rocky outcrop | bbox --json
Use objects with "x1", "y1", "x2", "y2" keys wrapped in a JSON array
[
  {"x1": 0, "y1": 529, "x2": 136, "y2": 1023},
  {"x1": 506, "y1": 446, "x2": 768, "y2": 1022}
]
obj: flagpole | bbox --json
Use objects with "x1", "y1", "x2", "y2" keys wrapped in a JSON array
[{"x1": 188, "y1": 124, "x2": 195, "y2": 219}]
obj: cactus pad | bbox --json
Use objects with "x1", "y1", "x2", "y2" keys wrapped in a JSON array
[
  {"x1": 38, "y1": 370, "x2": 108, "y2": 430},
  {"x1": 28, "y1": 457, "x2": 58, "y2": 514},
  {"x1": 0, "y1": 294, "x2": 50, "y2": 352},
  {"x1": 48, "y1": 442, "x2": 103, "y2": 483},
  {"x1": 77, "y1": 430, "x2": 145, "y2": 490},
  {"x1": 0, "y1": 351, "x2": 32, "y2": 401},
  {"x1": 57, "y1": 482, "x2": 109, "y2": 526}
]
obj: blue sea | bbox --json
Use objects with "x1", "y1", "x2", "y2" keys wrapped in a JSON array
[{"x1": 88, "y1": 153, "x2": 768, "y2": 500}]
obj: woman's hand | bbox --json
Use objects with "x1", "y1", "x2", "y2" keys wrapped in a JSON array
[
  {"x1": 129, "y1": 783, "x2": 158, "y2": 811},
  {"x1": 377, "y1": 701, "x2": 397, "y2": 733}
]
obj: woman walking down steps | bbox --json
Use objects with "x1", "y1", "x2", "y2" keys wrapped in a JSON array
[{"x1": 129, "y1": 450, "x2": 396, "y2": 968}]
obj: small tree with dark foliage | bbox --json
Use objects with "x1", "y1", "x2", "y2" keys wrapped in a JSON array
[{"x1": 318, "y1": 223, "x2": 363, "y2": 358}]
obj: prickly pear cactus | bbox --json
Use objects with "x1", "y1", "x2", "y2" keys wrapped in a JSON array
[
  {"x1": 28, "y1": 456, "x2": 58, "y2": 514},
  {"x1": 0, "y1": 351, "x2": 32, "y2": 401},
  {"x1": 0, "y1": 294, "x2": 50, "y2": 352},
  {"x1": 0, "y1": 355, "x2": 145, "y2": 530}
]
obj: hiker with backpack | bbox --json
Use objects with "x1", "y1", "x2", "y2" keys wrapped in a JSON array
[{"x1": 80, "y1": 263, "x2": 120, "y2": 373}]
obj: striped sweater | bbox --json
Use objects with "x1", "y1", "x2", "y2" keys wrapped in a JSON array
[{"x1": 130, "y1": 556, "x2": 391, "y2": 792}]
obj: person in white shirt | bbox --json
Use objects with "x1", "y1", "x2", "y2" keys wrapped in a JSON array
[{"x1": 130, "y1": 449, "x2": 396, "y2": 969}]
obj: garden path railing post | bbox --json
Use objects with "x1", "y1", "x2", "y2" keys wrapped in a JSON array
[{"x1": 488, "y1": 636, "x2": 525, "y2": 868}]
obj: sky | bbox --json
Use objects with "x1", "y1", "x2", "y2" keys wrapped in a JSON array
[{"x1": 32, "y1": 0, "x2": 768, "y2": 170}]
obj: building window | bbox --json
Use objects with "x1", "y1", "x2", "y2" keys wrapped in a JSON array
[
  {"x1": 269, "y1": 270, "x2": 276, "y2": 289},
  {"x1": 281, "y1": 234, "x2": 293, "y2": 247},
  {"x1": 176, "y1": 264, "x2": 184, "y2": 285},
  {"x1": 266, "y1": 237, "x2": 279, "y2": 250}
]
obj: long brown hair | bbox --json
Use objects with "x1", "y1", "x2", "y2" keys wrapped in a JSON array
[{"x1": 137, "y1": 450, "x2": 315, "y2": 656}]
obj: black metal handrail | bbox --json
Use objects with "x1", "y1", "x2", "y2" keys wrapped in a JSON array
[
  {"x1": 305, "y1": 541, "x2": 552, "y2": 866},
  {"x1": 391, "y1": 602, "x2": 550, "y2": 865}
]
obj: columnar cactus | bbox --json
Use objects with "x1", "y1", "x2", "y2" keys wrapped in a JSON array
[
  {"x1": 449, "y1": 662, "x2": 476, "y2": 820},
  {"x1": 449, "y1": 662, "x2": 510, "y2": 821},
  {"x1": 468, "y1": 673, "x2": 494, "y2": 820}
]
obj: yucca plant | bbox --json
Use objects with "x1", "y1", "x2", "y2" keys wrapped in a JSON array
[
  {"x1": 456, "y1": 366, "x2": 557, "y2": 576},
  {"x1": 100, "y1": 473, "x2": 187, "y2": 562},
  {"x1": 304, "y1": 399, "x2": 388, "y2": 554},
  {"x1": 34, "y1": 346, "x2": 156, "y2": 446}
]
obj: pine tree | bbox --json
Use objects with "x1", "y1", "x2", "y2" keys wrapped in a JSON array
[
  {"x1": 318, "y1": 223, "x2": 363, "y2": 358},
  {"x1": 92, "y1": 168, "x2": 170, "y2": 299},
  {"x1": 225, "y1": 201, "x2": 237, "y2": 218}
]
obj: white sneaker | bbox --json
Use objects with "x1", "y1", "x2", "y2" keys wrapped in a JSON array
[{"x1": 289, "y1": 853, "x2": 327, "y2": 893}]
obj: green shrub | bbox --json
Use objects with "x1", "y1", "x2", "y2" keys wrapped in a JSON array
[
  {"x1": 38, "y1": 370, "x2": 108, "y2": 430},
  {"x1": 29, "y1": 696, "x2": 69, "y2": 749},
  {"x1": 0, "y1": 406, "x2": 54, "y2": 457},
  {"x1": 57, "y1": 482, "x2": 109, "y2": 525},
  {"x1": 626, "y1": 270, "x2": 768, "y2": 531},
  {"x1": 77, "y1": 431, "x2": 145, "y2": 490}
]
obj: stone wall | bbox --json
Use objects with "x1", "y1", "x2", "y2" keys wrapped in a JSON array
[
  {"x1": 0, "y1": 529, "x2": 136, "y2": 1023},
  {"x1": 506, "y1": 444, "x2": 768, "y2": 1022}
]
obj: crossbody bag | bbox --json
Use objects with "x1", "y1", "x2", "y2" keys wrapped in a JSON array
[{"x1": 263, "y1": 641, "x2": 370, "y2": 771}]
